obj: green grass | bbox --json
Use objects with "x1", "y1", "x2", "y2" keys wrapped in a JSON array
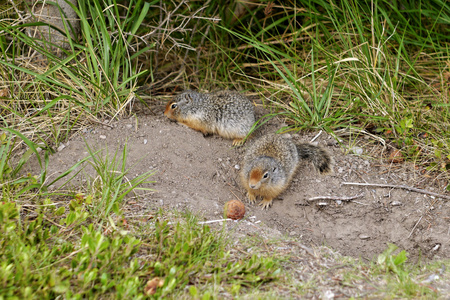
[
  {"x1": 0, "y1": 134, "x2": 280, "y2": 298},
  {"x1": 199, "y1": 0, "x2": 450, "y2": 176},
  {"x1": 1, "y1": 0, "x2": 450, "y2": 298}
]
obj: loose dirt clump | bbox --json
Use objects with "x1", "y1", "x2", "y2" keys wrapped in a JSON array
[{"x1": 24, "y1": 106, "x2": 450, "y2": 262}]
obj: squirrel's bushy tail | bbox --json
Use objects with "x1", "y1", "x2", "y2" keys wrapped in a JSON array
[{"x1": 296, "y1": 143, "x2": 333, "y2": 174}]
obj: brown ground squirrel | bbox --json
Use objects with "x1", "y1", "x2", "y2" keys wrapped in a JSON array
[
  {"x1": 164, "y1": 90, "x2": 255, "y2": 145},
  {"x1": 240, "y1": 134, "x2": 333, "y2": 209}
]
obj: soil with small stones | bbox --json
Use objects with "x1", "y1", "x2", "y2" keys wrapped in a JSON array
[{"x1": 24, "y1": 104, "x2": 449, "y2": 262}]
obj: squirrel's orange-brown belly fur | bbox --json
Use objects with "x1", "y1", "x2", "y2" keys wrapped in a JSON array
[
  {"x1": 180, "y1": 115, "x2": 247, "y2": 139},
  {"x1": 178, "y1": 117, "x2": 211, "y2": 135}
]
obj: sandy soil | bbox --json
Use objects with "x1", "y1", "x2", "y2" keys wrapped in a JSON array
[{"x1": 24, "y1": 103, "x2": 450, "y2": 262}]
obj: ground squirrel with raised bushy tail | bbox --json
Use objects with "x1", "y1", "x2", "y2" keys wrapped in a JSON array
[
  {"x1": 240, "y1": 134, "x2": 333, "y2": 209},
  {"x1": 164, "y1": 90, "x2": 255, "y2": 146}
]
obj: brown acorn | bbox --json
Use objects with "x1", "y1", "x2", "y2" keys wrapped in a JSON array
[{"x1": 224, "y1": 200, "x2": 245, "y2": 220}]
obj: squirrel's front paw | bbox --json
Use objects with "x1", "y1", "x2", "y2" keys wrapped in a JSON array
[
  {"x1": 247, "y1": 191, "x2": 257, "y2": 204},
  {"x1": 259, "y1": 198, "x2": 273, "y2": 210}
]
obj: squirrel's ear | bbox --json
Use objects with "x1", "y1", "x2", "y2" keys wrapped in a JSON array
[{"x1": 186, "y1": 94, "x2": 192, "y2": 103}]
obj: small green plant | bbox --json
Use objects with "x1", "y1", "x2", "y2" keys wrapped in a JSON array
[
  {"x1": 144, "y1": 214, "x2": 280, "y2": 298},
  {"x1": 377, "y1": 244, "x2": 409, "y2": 276},
  {"x1": 376, "y1": 244, "x2": 436, "y2": 297},
  {"x1": 83, "y1": 141, "x2": 155, "y2": 221},
  {"x1": 0, "y1": 130, "x2": 47, "y2": 201}
]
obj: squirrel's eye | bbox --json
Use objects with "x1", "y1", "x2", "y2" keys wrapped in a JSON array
[
  {"x1": 263, "y1": 172, "x2": 269, "y2": 179},
  {"x1": 171, "y1": 103, "x2": 177, "y2": 109}
]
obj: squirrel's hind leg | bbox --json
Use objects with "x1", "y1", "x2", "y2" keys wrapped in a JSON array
[{"x1": 232, "y1": 138, "x2": 245, "y2": 146}]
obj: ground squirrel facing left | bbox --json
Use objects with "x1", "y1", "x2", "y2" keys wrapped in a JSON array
[
  {"x1": 240, "y1": 134, "x2": 333, "y2": 209},
  {"x1": 164, "y1": 90, "x2": 255, "y2": 145}
]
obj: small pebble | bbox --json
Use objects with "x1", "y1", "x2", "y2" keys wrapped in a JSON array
[
  {"x1": 432, "y1": 244, "x2": 440, "y2": 251},
  {"x1": 359, "y1": 234, "x2": 370, "y2": 240},
  {"x1": 57, "y1": 144, "x2": 66, "y2": 152},
  {"x1": 234, "y1": 164, "x2": 240, "y2": 170},
  {"x1": 349, "y1": 146, "x2": 363, "y2": 155},
  {"x1": 327, "y1": 139, "x2": 338, "y2": 146},
  {"x1": 126, "y1": 124, "x2": 133, "y2": 129},
  {"x1": 99, "y1": 135, "x2": 106, "y2": 139},
  {"x1": 144, "y1": 139, "x2": 148, "y2": 145},
  {"x1": 323, "y1": 290, "x2": 335, "y2": 300}
]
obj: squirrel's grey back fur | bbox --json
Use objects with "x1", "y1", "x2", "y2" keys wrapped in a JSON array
[{"x1": 173, "y1": 90, "x2": 255, "y2": 138}]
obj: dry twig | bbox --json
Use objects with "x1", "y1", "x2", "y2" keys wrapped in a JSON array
[
  {"x1": 342, "y1": 182, "x2": 450, "y2": 200},
  {"x1": 304, "y1": 193, "x2": 364, "y2": 202}
]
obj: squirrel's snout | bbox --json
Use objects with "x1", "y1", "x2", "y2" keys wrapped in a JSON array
[
  {"x1": 249, "y1": 182, "x2": 260, "y2": 189},
  {"x1": 164, "y1": 110, "x2": 176, "y2": 120}
]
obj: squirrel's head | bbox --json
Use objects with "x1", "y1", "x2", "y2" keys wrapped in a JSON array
[
  {"x1": 164, "y1": 90, "x2": 200, "y2": 120},
  {"x1": 164, "y1": 100, "x2": 179, "y2": 120},
  {"x1": 247, "y1": 157, "x2": 282, "y2": 190}
]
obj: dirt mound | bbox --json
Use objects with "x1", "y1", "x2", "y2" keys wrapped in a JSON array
[{"x1": 25, "y1": 107, "x2": 449, "y2": 261}]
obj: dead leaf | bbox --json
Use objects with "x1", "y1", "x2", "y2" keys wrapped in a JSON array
[
  {"x1": 144, "y1": 277, "x2": 164, "y2": 295},
  {"x1": 0, "y1": 88, "x2": 9, "y2": 97}
]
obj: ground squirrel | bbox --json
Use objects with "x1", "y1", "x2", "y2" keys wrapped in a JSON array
[
  {"x1": 164, "y1": 90, "x2": 255, "y2": 146},
  {"x1": 240, "y1": 134, "x2": 333, "y2": 209}
]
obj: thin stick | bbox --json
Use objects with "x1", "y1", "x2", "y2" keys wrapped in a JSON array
[
  {"x1": 408, "y1": 216, "x2": 423, "y2": 239},
  {"x1": 226, "y1": 182, "x2": 243, "y2": 202},
  {"x1": 310, "y1": 130, "x2": 322, "y2": 143},
  {"x1": 352, "y1": 201, "x2": 369, "y2": 206},
  {"x1": 90, "y1": 119, "x2": 114, "y2": 128},
  {"x1": 198, "y1": 219, "x2": 232, "y2": 225},
  {"x1": 167, "y1": 218, "x2": 232, "y2": 226},
  {"x1": 304, "y1": 193, "x2": 364, "y2": 202},
  {"x1": 342, "y1": 182, "x2": 450, "y2": 201},
  {"x1": 291, "y1": 242, "x2": 316, "y2": 257}
]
